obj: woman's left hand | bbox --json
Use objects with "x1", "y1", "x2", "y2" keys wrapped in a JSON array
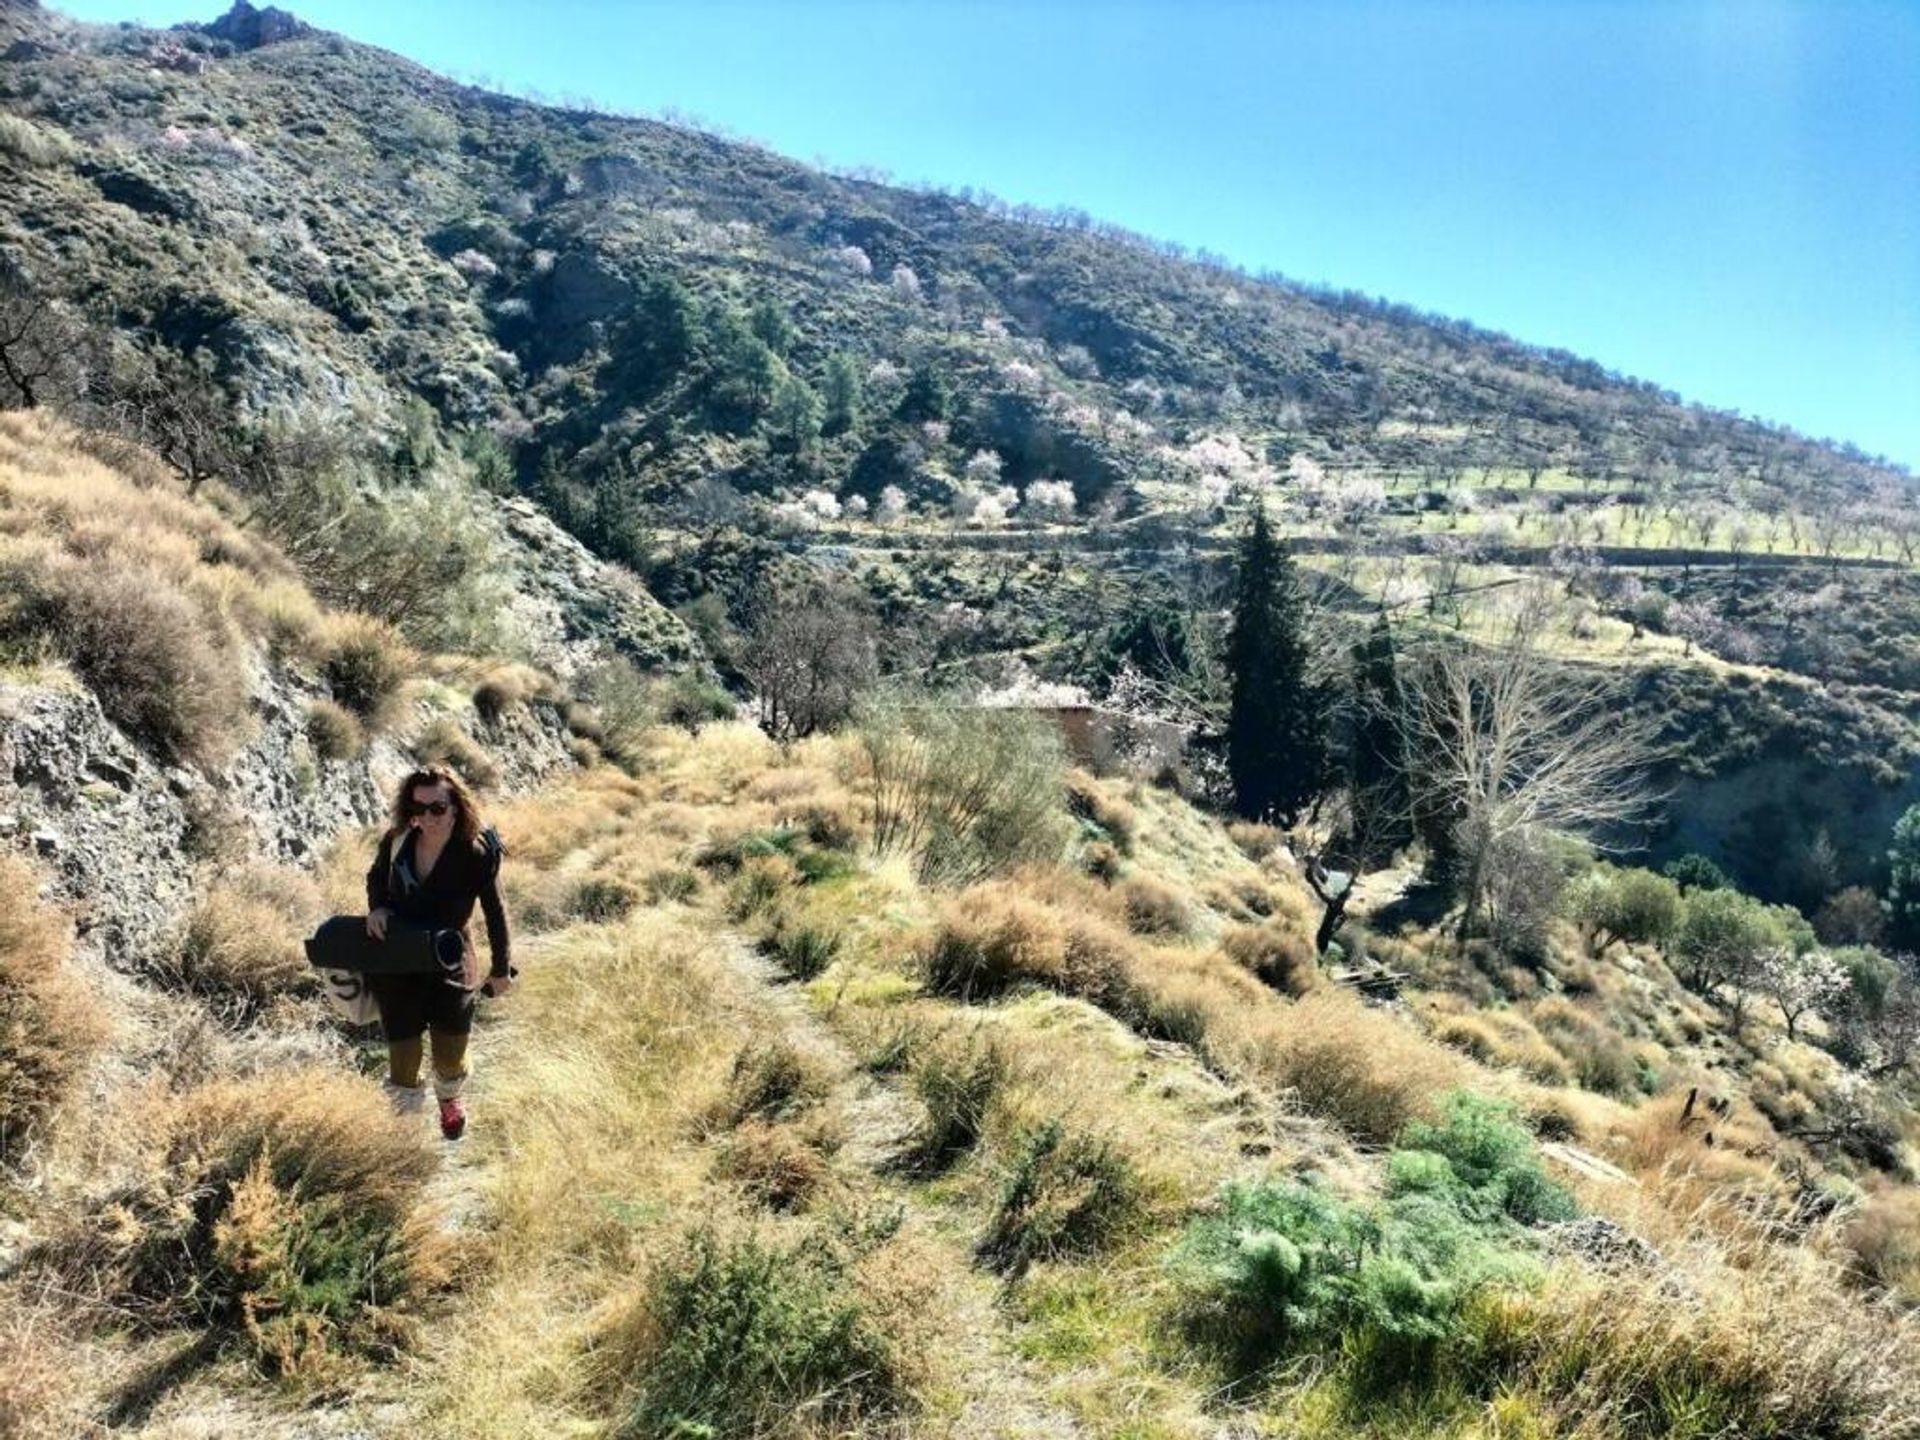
[{"x1": 485, "y1": 972, "x2": 515, "y2": 998}]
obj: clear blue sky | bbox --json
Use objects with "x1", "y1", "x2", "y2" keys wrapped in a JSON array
[{"x1": 56, "y1": 0, "x2": 1920, "y2": 469}]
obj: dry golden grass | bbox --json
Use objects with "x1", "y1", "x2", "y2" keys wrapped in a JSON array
[
  {"x1": 169, "y1": 864, "x2": 321, "y2": 1018},
  {"x1": 715, "y1": 1118, "x2": 836, "y2": 1212},
  {"x1": 1119, "y1": 870, "x2": 1192, "y2": 936},
  {"x1": 920, "y1": 879, "x2": 1136, "y2": 1005},
  {"x1": 0, "y1": 853, "x2": 105, "y2": 1168},
  {"x1": 411, "y1": 713, "x2": 502, "y2": 791},
  {"x1": 0, "y1": 1291, "x2": 89, "y2": 1439},
  {"x1": 305, "y1": 697, "x2": 366, "y2": 760},
  {"x1": 402, "y1": 912, "x2": 765, "y2": 1439},
  {"x1": 1066, "y1": 768, "x2": 1138, "y2": 853},
  {"x1": 0, "y1": 411, "x2": 336, "y2": 759},
  {"x1": 1214, "y1": 987, "x2": 1466, "y2": 1145},
  {"x1": 1219, "y1": 917, "x2": 1320, "y2": 995},
  {"x1": 320, "y1": 611, "x2": 413, "y2": 724},
  {"x1": 1480, "y1": 1210, "x2": 1920, "y2": 1440},
  {"x1": 1845, "y1": 1185, "x2": 1920, "y2": 1303}
]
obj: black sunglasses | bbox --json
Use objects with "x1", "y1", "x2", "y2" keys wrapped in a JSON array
[{"x1": 407, "y1": 799, "x2": 453, "y2": 818}]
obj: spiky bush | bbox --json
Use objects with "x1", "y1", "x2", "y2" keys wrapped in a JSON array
[
  {"x1": 612, "y1": 1224, "x2": 916, "y2": 1439},
  {"x1": 980, "y1": 1119, "x2": 1144, "y2": 1274}
]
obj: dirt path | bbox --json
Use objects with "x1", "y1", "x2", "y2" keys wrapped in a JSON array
[{"x1": 709, "y1": 932, "x2": 1089, "y2": 1440}]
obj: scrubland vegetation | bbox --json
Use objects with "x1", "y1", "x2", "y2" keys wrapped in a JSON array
[
  {"x1": 2, "y1": 7, "x2": 1920, "y2": 1437},
  {"x1": 8, "y1": 508, "x2": 1920, "y2": 1438}
]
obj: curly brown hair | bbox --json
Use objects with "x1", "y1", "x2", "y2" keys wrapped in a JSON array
[{"x1": 385, "y1": 764, "x2": 484, "y2": 847}]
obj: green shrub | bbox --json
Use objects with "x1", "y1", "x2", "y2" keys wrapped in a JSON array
[
  {"x1": 793, "y1": 846, "x2": 855, "y2": 885},
  {"x1": 1563, "y1": 865, "x2": 1682, "y2": 954},
  {"x1": 655, "y1": 670, "x2": 736, "y2": 733},
  {"x1": 67, "y1": 1073, "x2": 446, "y2": 1376},
  {"x1": 1393, "y1": 1091, "x2": 1575, "y2": 1227},
  {"x1": 1663, "y1": 852, "x2": 1731, "y2": 893},
  {"x1": 642, "y1": 868, "x2": 700, "y2": 905},
  {"x1": 616, "y1": 1226, "x2": 910, "y2": 1439},
  {"x1": 1171, "y1": 1171, "x2": 1537, "y2": 1389},
  {"x1": 768, "y1": 920, "x2": 842, "y2": 981},
  {"x1": 698, "y1": 827, "x2": 801, "y2": 873},
  {"x1": 568, "y1": 875, "x2": 640, "y2": 923},
  {"x1": 859, "y1": 693, "x2": 1072, "y2": 887},
  {"x1": 908, "y1": 1032, "x2": 1007, "y2": 1169},
  {"x1": 980, "y1": 1120, "x2": 1143, "y2": 1274}
]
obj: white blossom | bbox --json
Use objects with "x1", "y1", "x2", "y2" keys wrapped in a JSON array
[
  {"x1": 963, "y1": 449, "x2": 1004, "y2": 486},
  {"x1": 831, "y1": 244, "x2": 873, "y2": 277},
  {"x1": 1024, "y1": 479, "x2": 1077, "y2": 520},
  {"x1": 876, "y1": 485, "x2": 909, "y2": 524}
]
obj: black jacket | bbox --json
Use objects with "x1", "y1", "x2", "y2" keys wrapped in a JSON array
[{"x1": 366, "y1": 826, "x2": 512, "y2": 977}]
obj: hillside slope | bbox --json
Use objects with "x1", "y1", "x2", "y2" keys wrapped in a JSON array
[
  {"x1": 2, "y1": 414, "x2": 1918, "y2": 1440},
  {"x1": 3, "y1": 2, "x2": 1917, "y2": 903}
]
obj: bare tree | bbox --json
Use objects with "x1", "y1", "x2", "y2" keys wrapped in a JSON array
[
  {"x1": 742, "y1": 576, "x2": 878, "y2": 741},
  {"x1": 0, "y1": 273, "x2": 90, "y2": 409},
  {"x1": 1403, "y1": 589, "x2": 1662, "y2": 947}
]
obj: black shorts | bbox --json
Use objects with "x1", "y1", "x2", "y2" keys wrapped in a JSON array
[{"x1": 367, "y1": 972, "x2": 476, "y2": 1041}]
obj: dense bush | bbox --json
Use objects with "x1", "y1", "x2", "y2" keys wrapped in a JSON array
[
  {"x1": 908, "y1": 1029, "x2": 1007, "y2": 1168},
  {"x1": 568, "y1": 875, "x2": 640, "y2": 923},
  {"x1": 54, "y1": 1071, "x2": 447, "y2": 1375},
  {"x1": 321, "y1": 613, "x2": 409, "y2": 722},
  {"x1": 171, "y1": 867, "x2": 318, "y2": 1020},
  {"x1": 1220, "y1": 919, "x2": 1319, "y2": 996},
  {"x1": 0, "y1": 545, "x2": 246, "y2": 762},
  {"x1": 719, "y1": 1039, "x2": 828, "y2": 1126},
  {"x1": 1392, "y1": 1091, "x2": 1576, "y2": 1227},
  {"x1": 1171, "y1": 1173, "x2": 1533, "y2": 1388},
  {"x1": 410, "y1": 714, "x2": 501, "y2": 790},
  {"x1": 980, "y1": 1119, "x2": 1143, "y2": 1274},
  {"x1": 920, "y1": 883, "x2": 1133, "y2": 1007},
  {"x1": 1563, "y1": 865, "x2": 1682, "y2": 955},
  {"x1": 614, "y1": 1224, "x2": 914, "y2": 1439},
  {"x1": 305, "y1": 698, "x2": 365, "y2": 760},
  {"x1": 766, "y1": 916, "x2": 843, "y2": 981},
  {"x1": 1120, "y1": 872, "x2": 1191, "y2": 936}
]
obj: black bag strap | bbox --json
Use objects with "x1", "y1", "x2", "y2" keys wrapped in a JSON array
[{"x1": 479, "y1": 824, "x2": 505, "y2": 878}]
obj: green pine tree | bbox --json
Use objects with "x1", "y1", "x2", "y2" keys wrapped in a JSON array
[
  {"x1": 1888, "y1": 803, "x2": 1920, "y2": 952},
  {"x1": 822, "y1": 352, "x2": 862, "y2": 437},
  {"x1": 1226, "y1": 508, "x2": 1329, "y2": 824}
]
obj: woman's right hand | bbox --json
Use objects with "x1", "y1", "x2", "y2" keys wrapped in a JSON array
[{"x1": 367, "y1": 907, "x2": 393, "y2": 940}]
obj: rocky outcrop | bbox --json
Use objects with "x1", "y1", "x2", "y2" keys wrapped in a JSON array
[
  {"x1": 1, "y1": 648, "x2": 575, "y2": 974},
  {"x1": 494, "y1": 495, "x2": 700, "y2": 678},
  {"x1": 198, "y1": 1, "x2": 311, "y2": 51}
]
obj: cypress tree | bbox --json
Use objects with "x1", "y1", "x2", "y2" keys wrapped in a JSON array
[
  {"x1": 1889, "y1": 802, "x2": 1920, "y2": 952},
  {"x1": 1226, "y1": 508, "x2": 1328, "y2": 823}
]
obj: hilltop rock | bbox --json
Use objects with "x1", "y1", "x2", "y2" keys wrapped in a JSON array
[{"x1": 198, "y1": 1, "x2": 311, "y2": 51}]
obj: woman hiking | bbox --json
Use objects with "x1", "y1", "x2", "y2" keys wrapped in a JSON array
[{"x1": 364, "y1": 764, "x2": 512, "y2": 1140}]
